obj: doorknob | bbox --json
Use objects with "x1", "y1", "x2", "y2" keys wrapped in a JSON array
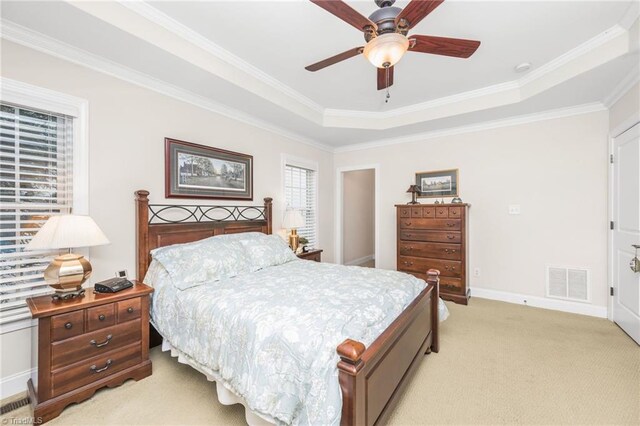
[{"x1": 631, "y1": 245, "x2": 640, "y2": 273}]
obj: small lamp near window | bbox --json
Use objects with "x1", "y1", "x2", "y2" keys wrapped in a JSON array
[
  {"x1": 282, "y1": 209, "x2": 305, "y2": 253},
  {"x1": 406, "y1": 185, "x2": 421, "y2": 205},
  {"x1": 26, "y1": 215, "x2": 109, "y2": 300}
]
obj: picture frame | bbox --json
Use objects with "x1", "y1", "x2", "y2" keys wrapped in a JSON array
[
  {"x1": 415, "y1": 169, "x2": 459, "y2": 198},
  {"x1": 165, "y1": 138, "x2": 253, "y2": 200}
]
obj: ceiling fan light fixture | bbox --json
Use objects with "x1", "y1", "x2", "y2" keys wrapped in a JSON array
[{"x1": 363, "y1": 33, "x2": 409, "y2": 68}]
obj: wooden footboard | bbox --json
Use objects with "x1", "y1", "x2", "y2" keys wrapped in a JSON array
[{"x1": 337, "y1": 269, "x2": 440, "y2": 426}]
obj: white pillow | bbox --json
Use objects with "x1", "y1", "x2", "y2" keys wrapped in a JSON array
[
  {"x1": 151, "y1": 237, "x2": 250, "y2": 290},
  {"x1": 240, "y1": 234, "x2": 298, "y2": 271}
]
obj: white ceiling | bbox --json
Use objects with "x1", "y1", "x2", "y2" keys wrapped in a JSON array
[{"x1": 1, "y1": 0, "x2": 638, "y2": 148}]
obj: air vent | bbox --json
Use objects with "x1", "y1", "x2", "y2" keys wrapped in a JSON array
[{"x1": 546, "y1": 266, "x2": 590, "y2": 302}]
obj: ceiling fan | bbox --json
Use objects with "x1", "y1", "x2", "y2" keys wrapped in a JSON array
[{"x1": 305, "y1": 0, "x2": 481, "y2": 97}]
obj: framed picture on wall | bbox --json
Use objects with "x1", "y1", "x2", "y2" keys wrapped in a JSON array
[
  {"x1": 165, "y1": 138, "x2": 253, "y2": 200},
  {"x1": 415, "y1": 169, "x2": 459, "y2": 198}
]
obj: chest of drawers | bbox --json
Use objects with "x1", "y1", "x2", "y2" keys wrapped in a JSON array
[
  {"x1": 396, "y1": 204, "x2": 470, "y2": 304},
  {"x1": 26, "y1": 282, "x2": 154, "y2": 423}
]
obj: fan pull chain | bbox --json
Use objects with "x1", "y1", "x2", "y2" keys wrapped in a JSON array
[{"x1": 385, "y1": 66, "x2": 391, "y2": 103}]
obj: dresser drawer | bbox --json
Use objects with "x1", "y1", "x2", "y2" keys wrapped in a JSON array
[
  {"x1": 399, "y1": 242, "x2": 462, "y2": 260},
  {"x1": 51, "y1": 342, "x2": 142, "y2": 398},
  {"x1": 435, "y1": 207, "x2": 448, "y2": 218},
  {"x1": 398, "y1": 256, "x2": 462, "y2": 278},
  {"x1": 399, "y1": 230, "x2": 462, "y2": 243},
  {"x1": 86, "y1": 304, "x2": 115, "y2": 332},
  {"x1": 117, "y1": 298, "x2": 141, "y2": 323},
  {"x1": 398, "y1": 207, "x2": 411, "y2": 218},
  {"x1": 411, "y1": 207, "x2": 422, "y2": 218},
  {"x1": 51, "y1": 311, "x2": 85, "y2": 342},
  {"x1": 399, "y1": 219, "x2": 461, "y2": 230},
  {"x1": 402, "y1": 272, "x2": 465, "y2": 295},
  {"x1": 51, "y1": 319, "x2": 141, "y2": 370},
  {"x1": 422, "y1": 206, "x2": 435, "y2": 218},
  {"x1": 448, "y1": 207, "x2": 462, "y2": 218}
]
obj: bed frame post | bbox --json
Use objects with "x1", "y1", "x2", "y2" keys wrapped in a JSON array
[
  {"x1": 337, "y1": 339, "x2": 366, "y2": 426},
  {"x1": 135, "y1": 190, "x2": 150, "y2": 282},
  {"x1": 264, "y1": 197, "x2": 273, "y2": 235},
  {"x1": 427, "y1": 269, "x2": 440, "y2": 353}
]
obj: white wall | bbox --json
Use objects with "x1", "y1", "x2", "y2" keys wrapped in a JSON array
[
  {"x1": 342, "y1": 169, "x2": 375, "y2": 265},
  {"x1": 0, "y1": 40, "x2": 334, "y2": 398},
  {"x1": 335, "y1": 111, "x2": 610, "y2": 313},
  {"x1": 609, "y1": 82, "x2": 639, "y2": 134}
]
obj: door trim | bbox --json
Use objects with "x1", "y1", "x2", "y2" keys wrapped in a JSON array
[
  {"x1": 335, "y1": 164, "x2": 380, "y2": 265},
  {"x1": 608, "y1": 120, "x2": 640, "y2": 321}
]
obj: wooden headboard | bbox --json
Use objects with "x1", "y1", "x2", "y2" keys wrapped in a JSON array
[{"x1": 135, "y1": 190, "x2": 272, "y2": 281}]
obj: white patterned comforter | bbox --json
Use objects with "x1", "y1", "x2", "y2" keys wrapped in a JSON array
[{"x1": 146, "y1": 259, "x2": 446, "y2": 425}]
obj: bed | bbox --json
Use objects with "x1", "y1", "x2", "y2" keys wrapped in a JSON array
[{"x1": 135, "y1": 190, "x2": 442, "y2": 426}]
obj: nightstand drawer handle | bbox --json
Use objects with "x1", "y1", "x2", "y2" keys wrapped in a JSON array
[
  {"x1": 446, "y1": 235, "x2": 455, "y2": 240},
  {"x1": 90, "y1": 334, "x2": 113, "y2": 348},
  {"x1": 127, "y1": 307, "x2": 134, "y2": 313},
  {"x1": 90, "y1": 359, "x2": 112, "y2": 373},
  {"x1": 98, "y1": 314, "x2": 106, "y2": 321},
  {"x1": 64, "y1": 322, "x2": 73, "y2": 330}
]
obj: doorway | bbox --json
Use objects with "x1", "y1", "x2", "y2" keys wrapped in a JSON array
[
  {"x1": 336, "y1": 165, "x2": 379, "y2": 267},
  {"x1": 610, "y1": 122, "x2": 640, "y2": 344}
]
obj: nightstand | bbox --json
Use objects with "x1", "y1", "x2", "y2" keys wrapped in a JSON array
[
  {"x1": 26, "y1": 281, "x2": 154, "y2": 423},
  {"x1": 297, "y1": 249, "x2": 323, "y2": 262}
]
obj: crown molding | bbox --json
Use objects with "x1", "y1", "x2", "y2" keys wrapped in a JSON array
[
  {"x1": 619, "y1": 1, "x2": 640, "y2": 29},
  {"x1": 63, "y1": 1, "x2": 635, "y2": 131},
  {"x1": 0, "y1": 20, "x2": 334, "y2": 153},
  {"x1": 603, "y1": 63, "x2": 640, "y2": 108},
  {"x1": 334, "y1": 102, "x2": 607, "y2": 153}
]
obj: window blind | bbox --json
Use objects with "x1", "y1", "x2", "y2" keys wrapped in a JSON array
[
  {"x1": 284, "y1": 164, "x2": 317, "y2": 247},
  {"x1": 0, "y1": 103, "x2": 73, "y2": 325}
]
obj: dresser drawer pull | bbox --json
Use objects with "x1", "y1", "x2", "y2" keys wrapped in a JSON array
[
  {"x1": 444, "y1": 266, "x2": 456, "y2": 271},
  {"x1": 127, "y1": 307, "x2": 134, "y2": 313},
  {"x1": 446, "y1": 235, "x2": 455, "y2": 240},
  {"x1": 90, "y1": 334, "x2": 113, "y2": 348},
  {"x1": 89, "y1": 359, "x2": 112, "y2": 373},
  {"x1": 405, "y1": 233, "x2": 412, "y2": 237},
  {"x1": 98, "y1": 314, "x2": 106, "y2": 321},
  {"x1": 404, "y1": 246, "x2": 413, "y2": 251},
  {"x1": 403, "y1": 261, "x2": 414, "y2": 266},
  {"x1": 444, "y1": 249, "x2": 457, "y2": 253},
  {"x1": 405, "y1": 222, "x2": 412, "y2": 226},
  {"x1": 446, "y1": 223, "x2": 455, "y2": 227},
  {"x1": 64, "y1": 322, "x2": 73, "y2": 330}
]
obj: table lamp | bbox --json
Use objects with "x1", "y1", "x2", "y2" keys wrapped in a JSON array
[
  {"x1": 282, "y1": 209, "x2": 305, "y2": 252},
  {"x1": 26, "y1": 214, "x2": 110, "y2": 299},
  {"x1": 406, "y1": 185, "x2": 421, "y2": 204}
]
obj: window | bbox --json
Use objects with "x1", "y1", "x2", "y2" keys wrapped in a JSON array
[
  {"x1": 0, "y1": 103, "x2": 74, "y2": 325},
  {"x1": 284, "y1": 163, "x2": 318, "y2": 247}
]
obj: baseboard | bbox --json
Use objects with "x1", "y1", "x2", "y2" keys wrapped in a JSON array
[
  {"x1": 470, "y1": 287, "x2": 608, "y2": 318},
  {"x1": 344, "y1": 254, "x2": 375, "y2": 266},
  {"x1": 0, "y1": 367, "x2": 36, "y2": 401}
]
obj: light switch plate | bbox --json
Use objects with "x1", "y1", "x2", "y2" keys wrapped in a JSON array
[{"x1": 508, "y1": 204, "x2": 521, "y2": 215}]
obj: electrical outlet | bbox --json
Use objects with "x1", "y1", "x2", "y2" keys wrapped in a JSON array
[
  {"x1": 473, "y1": 268, "x2": 481, "y2": 277},
  {"x1": 508, "y1": 204, "x2": 521, "y2": 215}
]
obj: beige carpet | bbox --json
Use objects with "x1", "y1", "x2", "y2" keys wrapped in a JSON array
[{"x1": 2, "y1": 298, "x2": 639, "y2": 425}]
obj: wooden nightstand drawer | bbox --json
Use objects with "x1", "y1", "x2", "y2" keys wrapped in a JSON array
[
  {"x1": 51, "y1": 342, "x2": 142, "y2": 398},
  {"x1": 86, "y1": 304, "x2": 115, "y2": 332},
  {"x1": 51, "y1": 319, "x2": 142, "y2": 370},
  {"x1": 51, "y1": 311, "x2": 84, "y2": 342},
  {"x1": 117, "y1": 298, "x2": 141, "y2": 323},
  {"x1": 297, "y1": 249, "x2": 323, "y2": 262}
]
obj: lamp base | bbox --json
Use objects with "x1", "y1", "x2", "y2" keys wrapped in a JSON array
[
  {"x1": 52, "y1": 288, "x2": 86, "y2": 301},
  {"x1": 288, "y1": 229, "x2": 300, "y2": 253},
  {"x1": 45, "y1": 253, "x2": 92, "y2": 297}
]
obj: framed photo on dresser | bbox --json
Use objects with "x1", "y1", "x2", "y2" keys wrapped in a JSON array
[
  {"x1": 165, "y1": 138, "x2": 253, "y2": 200},
  {"x1": 416, "y1": 169, "x2": 459, "y2": 198}
]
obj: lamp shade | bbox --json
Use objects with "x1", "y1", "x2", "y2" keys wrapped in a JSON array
[
  {"x1": 406, "y1": 185, "x2": 420, "y2": 194},
  {"x1": 363, "y1": 33, "x2": 410, "y2": 68},
  {"x1": 282, "y1": 209, "x2": 305, "y2": 229},
  {"x1": 26, "y1": 214, "x2": 110, "y2": 250}
]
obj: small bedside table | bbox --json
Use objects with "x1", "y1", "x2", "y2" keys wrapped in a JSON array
[
  {"x1": 26, "y1": 281, "x2": 154, "y2": 423},
  {"x1": 297, "y1": 249, "x2": 323, "y2": 262}
]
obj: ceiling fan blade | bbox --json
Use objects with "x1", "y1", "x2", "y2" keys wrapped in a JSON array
[
  {"x1": 409, "y1": 35, "x2": 480, "y2": 58},
  {"x1": 395, "y1": 0, "x2": 444, "y2": 30},
  {"x1": 305, "y1": 47, "x2": 364, "y2": 72},
  {"x1": 377, "y1": 66, "x2": 394, "y2": 90},
  {"x1": 310, "y1": 0, "x2": 377, "y2": 32}
]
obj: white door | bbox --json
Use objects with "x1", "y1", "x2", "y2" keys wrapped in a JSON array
[{"x1": 612, "y1": 123, "x2": 640, "y2": 344}]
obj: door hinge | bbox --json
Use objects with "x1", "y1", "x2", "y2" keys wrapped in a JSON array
[
  {"x1": 610, "y1": 154, "x2": 614, "y2": 164},
  {"x1": 610, "y1": 286, "x2": 614, "y2": 296},
  {"x1": 610, "y1": 221, "x2": 615, "y2": 230}
]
